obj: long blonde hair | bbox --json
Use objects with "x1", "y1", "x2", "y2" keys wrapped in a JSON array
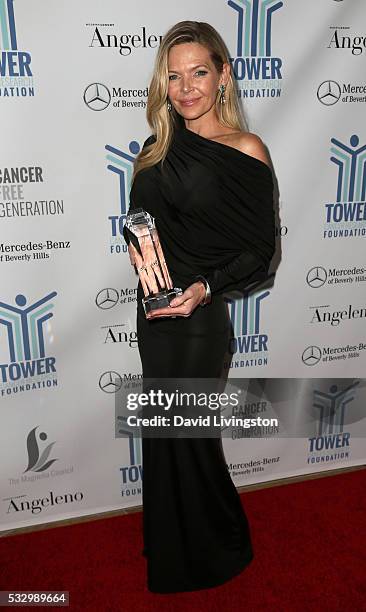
[{"x1": 132, "y1": 20, "x2": 246, "y2": 180}]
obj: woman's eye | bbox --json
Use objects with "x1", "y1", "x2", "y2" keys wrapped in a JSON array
[
  {"x1": 195, "y1": 70, "x2": 208, "y2": 77},
  {"x1": 168, "y1": 74, "x2": 178, "y2": 81}
]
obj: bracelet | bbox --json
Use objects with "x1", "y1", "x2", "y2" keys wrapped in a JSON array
[{"x1": 195, "y1": 275, "x2": 212, "y2": 307}]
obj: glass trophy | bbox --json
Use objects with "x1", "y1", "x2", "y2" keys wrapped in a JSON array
[{"x1": 124, "y1": 207, "x2": 183, "y2": 315}]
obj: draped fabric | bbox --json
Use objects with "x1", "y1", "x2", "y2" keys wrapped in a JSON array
[
  {"x1": 126, "y1": 120, "x2": 276, "y2": 296},
  {"x1": 123, "y1": 120, "x2": 275, "y2": 592}
]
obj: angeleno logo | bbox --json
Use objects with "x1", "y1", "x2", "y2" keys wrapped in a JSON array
[
  {"x1": 227, "y1": 0, "x2": 283, "y2": 98},
  {"x1": 324, "y1": 135, "x2": 366, "y2": 239},
  {"x1": 88, "y1": 24, "x2": 162, "y2": 56},
  {"x1": 309, "y1": 303, "x2": 366, "y2": 326},
  {"x1": 4, "y1": 490, "x2": 83, "y2": 515},
  {"x1": 327, "y1": 26, "x2": 366, "y2": 56},
  {"x1": 0, "y1": 0, "x2": 34, "y2": 97}
]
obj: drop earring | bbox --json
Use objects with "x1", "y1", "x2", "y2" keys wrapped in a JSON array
[
  {"x1": 219, "y1": 84, "x2": 226, "y2": 105},
  {"x1": 167, "y1": 99, "x2": 172, "y2": 112}
]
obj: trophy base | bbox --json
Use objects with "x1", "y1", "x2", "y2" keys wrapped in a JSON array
[{"x1": 142, "y1": 287, "x2": 183, "y2": 315}]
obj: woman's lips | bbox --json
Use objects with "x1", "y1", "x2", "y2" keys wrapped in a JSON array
[{"x1": 179, "y1": 98, "x2": 201, "y2": 106}]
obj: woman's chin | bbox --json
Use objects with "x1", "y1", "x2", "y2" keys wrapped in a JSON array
[{"x1": 176, "y1": 106, "x2": 208, "y2": 122}]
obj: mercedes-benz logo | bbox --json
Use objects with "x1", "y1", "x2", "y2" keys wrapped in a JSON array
[
  {"x1": 302, "y1": 346, "x2": 322, "y2": 366},
  {"x1": 84, "y1": 83, "x2": 111, "y2": 111},
  {"x1": 99, "y1": 371, "x2": 122, "y2": 393},
  {"x1": 96, "y1": 288, "x2": 119, "y2": 309},
  {"x1": 317, "y1": 80, "x2": 341, "y2": 106},
  {"x1": 306, "y1": 266, "x2": 327, "y2": 288}
]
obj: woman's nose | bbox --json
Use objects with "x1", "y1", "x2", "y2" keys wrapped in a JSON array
[{"x1": 181, "y1": 77, "x2": 193, "y2": 93}]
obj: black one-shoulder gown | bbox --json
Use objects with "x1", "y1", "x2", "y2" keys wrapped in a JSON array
[{"x1": 125, "y1": 121, "x2": 275, "y2": 593}]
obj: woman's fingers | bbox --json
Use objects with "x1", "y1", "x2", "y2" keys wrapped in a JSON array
[
  {"x1": 139, "y1": 272, "x2": 150, "y2": 297},
  {"x1": 146, "y1": 298, "x2": 194, "y2": 319},
  {"x1": 152, "y1": 230, "x2": 173, "y2": 289},
  {"x1": 136, "y1": 235, "x2": 166, "y2": 291},
  {"x1": 144, "y1": 267, "x2": 160, "y2": 294}
]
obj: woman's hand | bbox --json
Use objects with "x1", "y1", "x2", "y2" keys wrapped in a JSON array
[
  {"x1": 146, "y1": 281, "x2": 206, "y2": 319},
  {"x1": 128, "y1": 239, "x2": 173, "y2": 297}
]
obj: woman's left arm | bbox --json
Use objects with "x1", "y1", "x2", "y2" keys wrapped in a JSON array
[{"x1": 146, "y1": 248, "x2": 272, "y2": 319}]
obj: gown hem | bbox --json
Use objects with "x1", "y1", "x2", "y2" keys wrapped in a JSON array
[{"x1": 146, "y1": 545, "x2": 254, "y2": 594}]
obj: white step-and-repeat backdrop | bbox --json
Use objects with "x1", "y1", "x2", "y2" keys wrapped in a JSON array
[{"x1": 1, "y1": 0, "x2": 365, "y2": 531}]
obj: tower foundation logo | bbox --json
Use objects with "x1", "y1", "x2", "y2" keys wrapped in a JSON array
[
  {"x1": 0, "y1": 292, "x2": 57, "y2": 396},
  {"x1": 324, "y1": 135, "x2": 366, "y2": 239},
  {"x1": 0, "y1": 0, "x2": 34, "y2": 97},
  {"x1": 224, "y1": 291, "x2": 271, "y2": 369},
  {"x1": 117, "y1": 414, "x2": 142, "y2": 499},
  {"x1": 228, "y1": 0, "x2": 283, "y2": 98},
  {"x1": 307, "y1": 382, "x2": 359, "y2": 465},
  {"x1": 106, "y1": 141, "x2": 141, "y2": 255}
]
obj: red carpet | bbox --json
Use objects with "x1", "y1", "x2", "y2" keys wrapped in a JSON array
[{"x1": 0, "y1": 468, "x2": 365, "y2": 611}]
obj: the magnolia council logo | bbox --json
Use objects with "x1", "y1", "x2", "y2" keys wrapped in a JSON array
[
  {"x1": 99, "y1": 370, "x2": 123, "y2": 393},
  {"x1": 306, "y1": 267, "x2": 328, "y2": 288},
  {"x1": 95, "y1": 288, "x2": 119, "y2": 309},
  {"x1": 84, "y1": 83, "x2": 111, "y2": 111},
  {"x1": 317, "y1": 80, "x2": 341, "y2": 105},
  {"x1": 302, "y1": 346, "x2": 322, "y2": 366},
  {"x1": 24, "y1": 426, "x2": 58, "y2": 473}
]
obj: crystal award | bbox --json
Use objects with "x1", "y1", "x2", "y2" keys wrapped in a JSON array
[{"x1": 124, "y1": 207, "x2": 183, "y2": 315}]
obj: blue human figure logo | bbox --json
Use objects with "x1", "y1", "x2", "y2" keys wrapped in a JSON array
[
  {"x1": 0, "y1": 292, "x2": 56, "y2": 362},
  {"x1": 228, "y1": 0, "x2": 283, "y2": 57},
  {"x1": 313, "y1": 381, "x2": 359, "y2": 436},
  {"x1": 0, "y1": 0, "x2": 18, "y2": 51},
  {"x1": 106, "y1": 140, "x2": 141, "y2": 238},
  {"x1": 117, "y1": 415, "x2": 142, "y2": 466},
  {"x1": 0, "y1": 0, "x2": 32, "y2": 79},
  {"x1": 226, "y1": 291, "x2": 269, "y2": 337},
  {"x1": 330, "y1": 135, "x2": 366, "y2": 203}
]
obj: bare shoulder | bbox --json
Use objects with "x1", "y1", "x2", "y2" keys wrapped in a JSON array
[{"x1": 231, "y1": 131, "x2": 271, "y2": 168}]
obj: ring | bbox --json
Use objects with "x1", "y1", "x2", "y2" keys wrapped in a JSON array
[
  {"x1": 138, "y1": 265, "x2": 147, "y2": 272},
  {"x1": 150, "y1": 259, "x2": 159, "y2": 268}
]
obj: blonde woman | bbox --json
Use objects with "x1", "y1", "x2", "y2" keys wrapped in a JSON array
[{"x1": 124, "y1": 20, "x2": 275, "y2": 593}]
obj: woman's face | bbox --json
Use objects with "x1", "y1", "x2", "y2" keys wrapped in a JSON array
[{"x1": 167, "y1": 42, "x2": 228, "y2": 122}]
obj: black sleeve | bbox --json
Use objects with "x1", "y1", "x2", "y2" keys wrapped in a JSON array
[
  {"x1": 204, "y1": 249, "x2": 272, "y2": 296},
  {"x1": 123, "y1": 224, "x2": 130, "y2": 245},
  {"x1": 142, "y1": 134, "x2": 157, "y2": 148}
]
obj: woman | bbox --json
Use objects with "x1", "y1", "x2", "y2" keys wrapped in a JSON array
[{"x1": 123, "y1": 21, "x2": 276, "y2": 593}]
